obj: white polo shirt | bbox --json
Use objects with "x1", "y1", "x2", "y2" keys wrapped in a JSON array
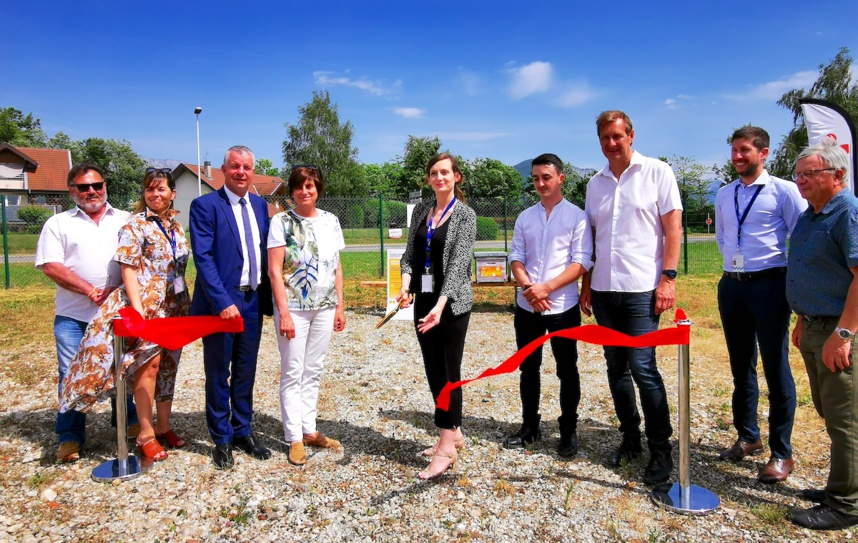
[
  {"x1": 510, "y1": 198, "x2": 593, "y2": 314},
  {"x1": 585, "y1": 151, "x2": 683, "y2": 293},
  {"x1": 35, "y1": 204, "x2": 131, "y2": 322}
]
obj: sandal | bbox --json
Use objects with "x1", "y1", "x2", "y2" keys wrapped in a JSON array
[
  {"x1": 137, "y1": 437, "x2": 168, "y2": 461},
  {"x1": 421, "y1": 436, "x2": 465, "y2": 457},
  {"x1": 156, "y1": 429, "x2": 186, "y2": 448},
  {"x1": 418, "y1": 450, "x2": 458, "y2": 481}
]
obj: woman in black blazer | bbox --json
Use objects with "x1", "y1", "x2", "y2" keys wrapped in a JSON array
[{"x1": 398, "y1": 153, "x2": 476, "y2": 480}]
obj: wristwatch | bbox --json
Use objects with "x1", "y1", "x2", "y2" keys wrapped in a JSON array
[
  {"x1": 661, "y1": 269, "x2": 678, "y2": 280},
  {"x1": 835, "y1": 327, "x2": 855, "y2": 340}
]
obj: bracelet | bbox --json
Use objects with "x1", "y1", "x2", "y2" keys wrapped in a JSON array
[{"x1": 88, "y1": 287, "x2": 98, "y2": 298}]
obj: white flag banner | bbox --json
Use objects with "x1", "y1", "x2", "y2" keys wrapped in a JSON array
[{"x1": 800, "y1": 98, "x2": 856, "y2": 193}]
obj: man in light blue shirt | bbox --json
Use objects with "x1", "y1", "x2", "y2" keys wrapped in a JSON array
[
  {"x1": 503, "y1": 153, "x2": 593, "y2": 457},
  {"x1": 714, "y1": 126, "x2": 806, "y2": 484}
]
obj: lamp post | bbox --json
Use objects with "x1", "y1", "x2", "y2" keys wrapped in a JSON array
[{"x1": 194, "y1": 107, "x2": 203, "y2": 197}]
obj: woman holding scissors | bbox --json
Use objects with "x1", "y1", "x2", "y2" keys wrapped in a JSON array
[{"x1": 398, "y1": 153, "x2": 476, "y2": 480}]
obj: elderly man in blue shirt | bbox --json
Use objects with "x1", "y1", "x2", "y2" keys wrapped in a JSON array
[
  {"x1": 714, "y1": 126, "x2": 807, "y2": 483},
  {"x1": 786, "y1": 138, "x2": 858, "y2": 531}
]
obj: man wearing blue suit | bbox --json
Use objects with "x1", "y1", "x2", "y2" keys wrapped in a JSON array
[{"x1": 190, "y1": 145, "x2": 273, "y2": 470}]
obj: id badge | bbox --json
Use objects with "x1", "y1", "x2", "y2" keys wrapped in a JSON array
[
  {"x1": 173, "y1": 276, "x2": 186, "y2": 294},
  {"x1": 731, "y1": 254, "x2": 745, "y2": 272},
  {"x1": 421, "y1": 274, "x2": 434, "y2": 293}
]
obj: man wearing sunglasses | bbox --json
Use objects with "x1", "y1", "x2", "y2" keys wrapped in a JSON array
[
  {"x1": 35, "y1": 163, "x2": 138, "y2": 463},
  {"x1": 786, "y1": 139, "x2": 858, "y2": 531}
]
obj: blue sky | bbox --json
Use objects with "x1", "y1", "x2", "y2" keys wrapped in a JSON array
[{"x1": 4, "y1": 1, "x2": 858, "y2": 173}]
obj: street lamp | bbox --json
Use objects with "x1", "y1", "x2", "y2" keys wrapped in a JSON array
[{"x1": 194, "y1": 107, "x2": 203, "y2": 197}]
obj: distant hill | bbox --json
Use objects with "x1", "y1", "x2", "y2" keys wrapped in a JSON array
[
  {"x1": 513, "y1": 159, "x2": 597, "y2": 181},
  {"x1": 143, "y1": 157, "x2": 182, "y2": 170}
]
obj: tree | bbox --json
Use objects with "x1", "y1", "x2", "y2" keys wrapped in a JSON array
[
  {"x1": 464, "y1": 157, "x2": 523, "y2": 199},
  {"x1": 0, "y1": 107, "x2": 47, "y2": 147},
  {"x1": 362, "y1": 162, "x2": 404, "y2": 195},
  {"x1": 771, "y1": 47, "x2": 858, "y2": 177},
  {"x1": 254, "y1": 158, "x2": 281, "y2": 177},
  {"x1": 560, "y1": 163, "x2": 589, "y2": 209},
  {"x1": 282, "y1": 90, "x2": 368, "y2": 197},
  {"x1": 73, "y1": 138, "x2": 146, "y2": 209},
  {"x1": 398, "y1": 135, "x2": 441, "y2": 197}
]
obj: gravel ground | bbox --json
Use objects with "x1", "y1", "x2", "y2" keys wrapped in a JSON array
[{"x1": 0, "y1": 310, "x2": 848, "y2": 542}]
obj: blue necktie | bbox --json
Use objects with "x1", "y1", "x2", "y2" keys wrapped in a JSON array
[{"x1": 239, "y1": 198, "x2": 259, "y2": 290}]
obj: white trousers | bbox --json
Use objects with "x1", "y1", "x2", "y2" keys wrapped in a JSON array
[{"x1": 275, "y1": 306, "x2": 335, "y2": 443}]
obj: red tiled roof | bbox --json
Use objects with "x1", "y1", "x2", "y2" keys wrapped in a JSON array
[{"x1": 1, "y1": 146, "x2": 72, "y2": 192}]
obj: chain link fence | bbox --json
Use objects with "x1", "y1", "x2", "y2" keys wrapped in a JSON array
[{"x1": 1, "y1": 192, "x2": 723, "y2": 289}]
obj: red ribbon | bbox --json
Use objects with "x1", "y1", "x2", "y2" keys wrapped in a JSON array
[
  {"x1": 435, "y1": 309, "x2": 691, "y2": 410},
  {"x1": 114, "y1": 307, "x2": 244, "y2": 350}
]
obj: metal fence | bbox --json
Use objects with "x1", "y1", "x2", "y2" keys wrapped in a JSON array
[{"x1": 1, "y1": 193, "x2": 723, "y2": 289}]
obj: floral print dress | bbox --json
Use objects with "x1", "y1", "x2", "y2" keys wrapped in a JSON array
[{"x1": 59, "y1": 209, "x2": 191, "y2": 413}]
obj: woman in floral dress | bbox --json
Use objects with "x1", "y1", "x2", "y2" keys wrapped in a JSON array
[
  {"x1": 60, "y1": 168, "x2": 190, "y2": 461},
  {"x1": 268, "y1": 165, "x2": 346, "y2": 466}
]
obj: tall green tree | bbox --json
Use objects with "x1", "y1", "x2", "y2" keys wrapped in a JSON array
[
  {"x1": 771, "y1": 47, "x2": 858, "y2": 177},
  {"x1": 363, "y1": 162, "x2": 404, "y2": 195},
  {"x1": 668, "y1": 155, "x2": 714, "y2": 220},
  {"x1": 0, "y1": 107, "x2": 47, "y2": 147},
  {"x1": 73, "y1": 138, "x2": 146, "y2": 209},
  {"x1": 463, "y1": 157, "x2": 523, "y2": 199},
  {"x1": 559, "y1": 165, "x2": 588, "y2": 209},
  {"x1": 398, "y1": 135, "x2": 441, "y2": 197},
  {"x1": 282, "y1": 90, "x2": 368, "y2": 197},
  {"x1": 254, "y1": 158, "x2": 281, "y2": 177}
]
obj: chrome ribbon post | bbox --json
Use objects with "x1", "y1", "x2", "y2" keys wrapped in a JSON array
[
  {"x1": 651, "y1": 316, "x2": 720, "y2": 514},
  {"x1": 91, "y1": 317, "x2": 150, "y2": 482}
]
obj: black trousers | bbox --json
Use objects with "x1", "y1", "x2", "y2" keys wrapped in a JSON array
[
  {"x1": 514, "y1": 304, "x2": 582, "y2": 431},
  {"x1": 414, "y1": 294, "x2": 470, "y2": 429}
]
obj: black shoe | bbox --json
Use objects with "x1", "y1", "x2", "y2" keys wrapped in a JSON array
[
  {"x1": 233, "y1": 433, "x2": 271, "y2": 460},
  {"x1": 801, "y1": 489, "x2": 826, "y2": 503},
  {"x1": 643, "y1": 450, "x2": 673, "y2": 485},
  {"x1": 790, "y1": 504, "x2": 858, "y2": 530},
  {"x1": 556, "y1": 429, "x2": 578, "y2": 458},
  {"x1": 503, "y1": 423, "x2": 542, "y2": 449},
  {"x1": 212, "y1": 443, "x2": 234, "y2": 470},
  {"x1": 607, "y1": 437, "x2": 642, "y2": 467}
]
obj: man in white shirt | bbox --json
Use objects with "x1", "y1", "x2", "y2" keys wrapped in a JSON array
[
  {"x1": 714, "y1": 126, "x2": 806, "y2": 483},
  {"x1": 35, "y1": 163, "x2": 138, "y2": 463},
  {"x1": 503, "y1": 154, "x2": 593, "y2": 458},
  {"x1": 580, "y1": 110, "x2": 683, "y2": 485}
]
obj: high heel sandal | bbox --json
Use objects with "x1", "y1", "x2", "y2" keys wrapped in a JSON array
[
  {"x1": 137, "y1": 437, "x2": 168, "y2": 461},
  {"x1": 420, "y1": 437, "x2": 465, "y2": 457},
  {"x1": 418, "y1": 450, "x2": 458, "y2": 480}
]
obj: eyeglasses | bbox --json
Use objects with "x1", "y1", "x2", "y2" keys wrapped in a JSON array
[
  {"x1": 291, "y1": 164, "x2": 319, "y2": 172},
  {"x1": 146, "y1": 167, "x2": 173, "y2": 180},
  {"x1": 70, "y1": 182, "x2": 105, "y2": 193},
  {"x1": 791, "y1": 168, "x2": 835, "y2": 181}
]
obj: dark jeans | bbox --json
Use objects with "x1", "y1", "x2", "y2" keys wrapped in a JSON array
[
  {"x1": 514, "y1": 304, "x2": 582, "y2": 430},
  {"x1": 591, "y1": 290, "x2": 672, "y2": 453},
  {"x1": 718, "y1": 273, "x2": 796, "y2": 459},
  {"x1": 415, "y1": 295, "x2": 470, "y2": 430}
]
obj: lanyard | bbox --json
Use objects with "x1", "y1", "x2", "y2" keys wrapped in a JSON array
[
  {"x1": 734, "y1": 183, "x2": 763, "y2": 250},
  {"x1": 152, "y1": 216, "x2": 177, "y2": 262},
  {"x1": 425, "y1": 198, "x2": 456, "y2": 272}
]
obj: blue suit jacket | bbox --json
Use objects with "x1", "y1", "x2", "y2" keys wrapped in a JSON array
[{"x1": 189, "y1": 187, "x2": 273, "y2": 317}]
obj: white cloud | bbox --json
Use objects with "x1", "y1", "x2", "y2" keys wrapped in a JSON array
[
  {"x1": 665, "y1": 98, "x2": 677, "y2": 110},
  {"x1": 664, "y1": 94, "x2": 694, "y2": 110},
  {"x1": 457, "y1": 67, "x2": 481, "y2": 96},
  {"x1": 507, "y1": 61, "x2": 553, "y2": 99},
  {"x1": 724, "y1": 70, "x2": 818, "y2": 101},
  {"x1": 551, "y1": 84, "x2": 595, "y2": 107},
  {"x1": 392, "y1": 107, "x2": 425, "y2": 119},
  {"x1": 313, "y1": 71, "x2": 391, "y2": 96}
]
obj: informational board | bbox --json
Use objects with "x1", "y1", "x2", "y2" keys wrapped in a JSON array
[{"x1": 386, "y1": 248, "x2": 413, "y2": 322}]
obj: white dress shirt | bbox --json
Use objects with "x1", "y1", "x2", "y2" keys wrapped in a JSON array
[
  {"x1": 223, "y1": 186, "x2": 262, "y2": 288},
  {"x1": 714, "y1": 171, "x2": 807, "y2": 272},
  {"x1": 35, "y1": 204, "x2": 131, "y2": 322},
  {"x1": 585, "y1": 151, "x2": 683, "y2": 293},
  {"x1": 510, "y1": 198, "x2": 593, "y2": 314}
]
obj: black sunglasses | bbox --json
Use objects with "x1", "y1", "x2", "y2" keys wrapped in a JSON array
[
  {"x1": 71, "y1": 181, "x2": 105, "y2": 193},
  {"x1": 145, "y1": 167, "x2": 173, "y2": 180},
  {"x1": 291, "y1": 164, "x2": 319, "y2": 172}
]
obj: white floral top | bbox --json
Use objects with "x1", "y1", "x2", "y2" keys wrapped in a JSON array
[{"x1": 268, "y1": 209, "x2": 344, "y2": 310}]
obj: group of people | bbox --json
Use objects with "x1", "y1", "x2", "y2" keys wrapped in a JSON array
[{"x1": 37, "y1": 110, "x2": 857, "y2": 532}]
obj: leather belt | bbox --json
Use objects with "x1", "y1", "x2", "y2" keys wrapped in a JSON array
[
  {"x1": 801, "y1": 315, "x2": 839, "y2": 323},
  {"x1": 722, "y1": 267, "x2": 786, "y2": 282},
  {"x1": 236, "y1": 285, "x2": 253, "y2": 292}
]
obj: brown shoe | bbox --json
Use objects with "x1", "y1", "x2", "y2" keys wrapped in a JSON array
[
  {"x1": 759, "y1": 457, "x2": 794, "y2": 484},
  {"x1": 718, "y1": 439, "x2": 763, "y2": 462},
  {"x1": 288, "y1": 441, "x2": 307, "y2": 466},
  {"x1": 303, "y1": 432, "x2": 341, "y2": 449},
  {"x1": 56, "y1": 441, "x2": 80, "y2": 463}
]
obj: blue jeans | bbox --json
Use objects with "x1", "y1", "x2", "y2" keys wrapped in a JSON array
[
  {"x1": 718, "y1": 273, "x2": 795, "y2": 458},
  {"x1": 55, "y1": 316, "x2": 137, "y2": 445},
  {"x1": 590, "y1": 290, "x2": 673, "y2": 453}
]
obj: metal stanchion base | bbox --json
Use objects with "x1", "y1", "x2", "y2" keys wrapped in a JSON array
[
  {"x1": 651, "y1": 483, "x2": 720, "y2": 515},
  {"x1": 91, "y1": 455, "x2": 152, "y2": 482}
]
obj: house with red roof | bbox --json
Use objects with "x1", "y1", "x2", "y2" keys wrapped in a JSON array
[
  {"x1": 172, "y1": 161, "x2": 287, "y2": 229},
  {"x1": 0, "y1": 144, "x2": 73, "y2": 217}
]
